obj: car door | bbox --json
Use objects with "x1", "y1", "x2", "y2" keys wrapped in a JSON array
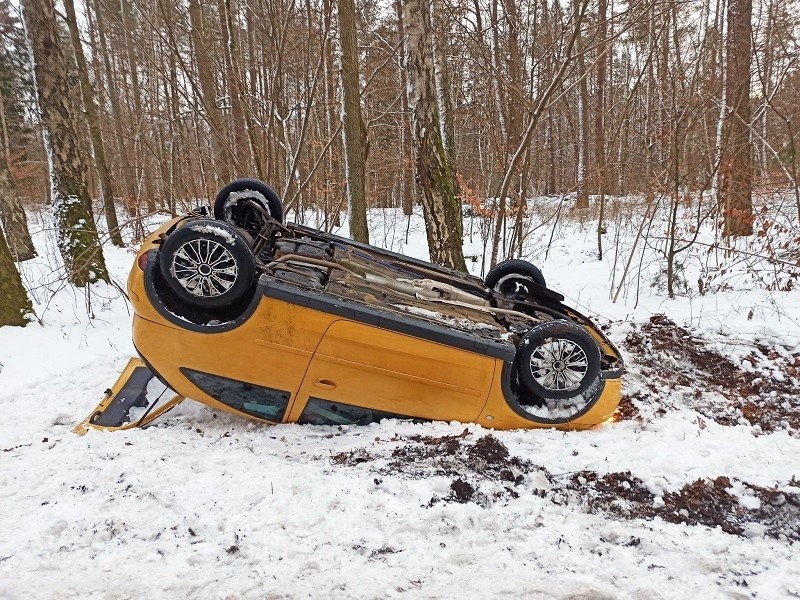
[
  {"x1": 287, "y1": 320, "x2": 496, "y2": 424},
  {"x1": 140, "y1": 295, "x2": 336, "y2": 425}
]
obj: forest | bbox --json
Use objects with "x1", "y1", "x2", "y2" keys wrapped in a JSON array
[{"x1": 2, "y1": 0, "x2": 800, "y2": 318}]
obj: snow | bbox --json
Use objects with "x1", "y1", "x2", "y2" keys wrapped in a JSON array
[
  {"x1": 224, "y1": 189, "x2": 271, "y2": 216},
  {"x1": 126, "y1": 377, "x2": 172, "y2": 424},
  {"x1": 1, "y1": 199, "x2": 799, "y2": 598},
  {"x1": 189, "y1": 223, "x2": 238, "y2": 245},
  {"x1": 518, "y1": 380, "x2": 601, "y2": 421}
]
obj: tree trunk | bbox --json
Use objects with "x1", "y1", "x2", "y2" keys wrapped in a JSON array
[
  {"x1": 574, "y1": 0, "x2": 589, "y2": 209},
  {"x1": 0, "y1": 169, "x2": 36, "y2": 262},
  {"x1": 63, "y1": 0, "x2": 123, "y2": 247},
  {"x1": 505, "y1": 0, "x2": 527, "y2": 259},
  {"x1": 396, "y1": 0, "x2": 415, "y2": 216},
  {"x1": 0, "y1": 224, "x2": 33, "y2": 326},
  {"x1": 91, "y1": 0, "x2": 138, "y2": 216},
  {"x1": 22, "y1": 0, "x2": 109, "y2": 286},
  {"x1": 487, "y1": 0, "x2": 507, "y2": 268},
  {"x1": 595, "y1": 0, "x2": 608, "y2": 258},
  {"x1": 322, "y1": 0, "x2": 341, "y2": 219},
  {"x1": 0, "y1": 87, "x2": 36, "y2": 261},
  {"x1": 711, "y1": 0, "x2": 727, "y2": 195},
  {"x1": 759, "y1": 0, "x2": 774, "y2": 178},
  {"x1": 337, "y1": 0, "x2": 369, "y2": 243},
  {"x1": 546, "y1": 109, "x2": 556, "y2": 194},
  {"x1": 188, "y1": 0, "x2": 232, "y2": 184},
  {"x1": 403, "y1": 0, "x2": 467, "y2": 272},
  {"x1": 217, "y1": 0, "x2": 251, "y2": 173},
  {"x1": 720, "y1": 0, "x2": 753, "y2": 236},
  {"x1": 430, "y1": 0, "x2": 456, "y2": 167}
]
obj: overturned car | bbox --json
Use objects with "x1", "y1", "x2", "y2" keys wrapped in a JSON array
[{"x1": 78, "y1": 179, "x2": 623, "y2": 433}]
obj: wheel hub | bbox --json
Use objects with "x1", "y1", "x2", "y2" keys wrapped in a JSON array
[
  {"x1": 170, "y1": 238, "x2": 238, "y2": 298},
  {"x1": 529, "y1": 338, "x2": 589, "y2": 393}
]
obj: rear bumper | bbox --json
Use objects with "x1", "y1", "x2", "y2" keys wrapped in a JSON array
[{"x1": 74, "y1": 358, "x2": 184, "y2": 434}]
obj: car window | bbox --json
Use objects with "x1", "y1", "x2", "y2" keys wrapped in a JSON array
[
  {"x1": 297, "y1": 397, "x2": 418, "y2": 426},
  {"x1": 181, "y1": 368, "x2": 290, "y2": 422}
]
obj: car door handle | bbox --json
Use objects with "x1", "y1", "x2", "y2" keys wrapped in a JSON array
[{"x1": 313, "y1": 378, "x2": 337, "y2": 390}]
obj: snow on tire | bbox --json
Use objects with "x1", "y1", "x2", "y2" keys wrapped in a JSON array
[
  {"x1": 213, "y1": 178, "x2": 284, "y2": 237},
  {"x1": 485, "y1": 259, "x2": 546, "y2": 298}
]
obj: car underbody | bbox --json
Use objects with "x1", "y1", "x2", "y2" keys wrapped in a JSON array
[{"x1": 77, "y1": 179, "x2": 624, "y2": 433}]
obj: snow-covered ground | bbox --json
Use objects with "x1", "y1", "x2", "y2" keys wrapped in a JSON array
[{"x1": 1, "y1": 198, "x2": 799, "y2": 599}]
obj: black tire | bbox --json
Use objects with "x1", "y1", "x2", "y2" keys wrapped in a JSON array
[
  {"x1": 213, "y1": 179, "x2": 284, "y2": 236},
  {"x1": 485, "y1": 260, "x2": 546, "y2": 297},
  {"x1": 159, "y1": 219, "x2": 256, "y2": 309},
  {"x1": 515, "y1": 320, "x2": 601, "y2": 400}
]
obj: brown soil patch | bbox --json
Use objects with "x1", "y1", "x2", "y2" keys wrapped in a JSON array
[
  {"x1": 329, "y1": 433, "x2": 800, "y2": 541},
  {"x1": 624, "y1": 314, "x2": 800, "y2": 433},
  {"x1": 566, "y1": 470, "x2": 800, "y2": 541},
  {"x1": 660, "y1": 476, "x2": 746, "y2": 535},
  {"x1": 615, "y1": 393, "x2": 643, "y2": 421}
]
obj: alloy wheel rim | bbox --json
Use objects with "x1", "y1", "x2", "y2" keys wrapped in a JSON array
[
  {"x1": 529, "y1": 338, "x2": 589, "y2": 393},
  {"x1": 171, "y1": 238, "x2": 238, "y2": 298}
]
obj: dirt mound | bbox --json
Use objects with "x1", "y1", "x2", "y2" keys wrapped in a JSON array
[
  {"x1": 565, "y1": 471, "x2": 800, "y2": 541},
  {"x1": 746, "y1": 479, "x2": 800, "y2": 541},
  {"x1": 661, "y1": 477, "x2": 745, "y2": 534},
  {"x1": 615, "y1": 393, "x2": 643, "y2": 421},
  {"x1": 330, "y1": 447, "x2": 373, "y2": 465},
  {"x1": 384, "y1": 432, "x2": 530, "y2": 506},
  {"x1": 448, "y1": 479, "x2": 476, "y2": 503},
  {"x1": 329, "y1": 433, "x2": 800, "y2": 541},
  {"x1": 624, "y1": 314, "x2": 800, "y2": 433},
  {"x1": 567, "y1": 471, "x2": 655, "y2": 515}
]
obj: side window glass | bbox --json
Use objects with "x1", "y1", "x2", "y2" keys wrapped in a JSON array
[
  {"x1": 298, "y1": 397, "x2": 419, "y2": 426},
  {"x1": 181, "y1": 368, "x2": 290, "y2": 422}
]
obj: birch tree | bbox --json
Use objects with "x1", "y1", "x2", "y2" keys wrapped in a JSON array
[
  {"x1": 574, "y1": 0, "x2": 590, "y2": 209},
  {"x1": 403, "y1": 0, "x2": 466, "y2": 272},
  {"x1": 595, "y1": 0, "x2": 608, "y2": 258},
  {"x1": 63, "y1": 0, "x2": 123, "y2": 247},
  {"x1": 22, "y1": 0, "x2": 108, "y2": 286}
]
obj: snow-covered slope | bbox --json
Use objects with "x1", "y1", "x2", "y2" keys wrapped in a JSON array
[{"x1": 1, "y1": 201, "x2": 798, "y2": 599}]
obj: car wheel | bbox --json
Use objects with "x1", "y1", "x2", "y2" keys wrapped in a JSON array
[
  {"x1": 159, "y1": 219, "x2": 256, "y2": 309},
  {"x1": 516, "y1": 321, "x2": 601, "y2": 400},
  {"x1": 485, "y1": 259, "x2": 546, "y2": 297},
  {"x1": 213, "y1": 178, "x2": 284, "y2": 236}
]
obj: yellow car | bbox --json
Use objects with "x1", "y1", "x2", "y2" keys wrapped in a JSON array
[{"x1": 78, "y1": 179, "x2": 623, "y2": 434}]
